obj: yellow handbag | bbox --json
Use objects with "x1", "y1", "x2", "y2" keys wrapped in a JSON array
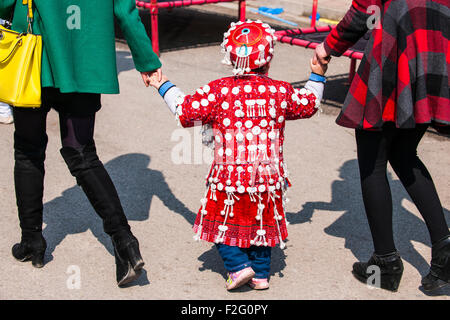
[{"x1": 0, "y1": 0, "x2": 42, "y2": 108}]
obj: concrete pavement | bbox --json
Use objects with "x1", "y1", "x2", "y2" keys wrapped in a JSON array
[{"x1": 0, "y1": 5, "x2": 449, "y2": 300}]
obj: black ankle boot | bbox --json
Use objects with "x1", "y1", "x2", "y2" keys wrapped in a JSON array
[
  {"x1": 352, "y1": 251, "x2": 404, "y2": 292},
  {"x1": 111, "y1": 231, "x2": 145, "y2": 287},
  {"x1": 422, "y1": 236, "x2": 450, "y2": 291},
  {"x1": 12, "y1": 233, "x2": 47, "y2": 268}
]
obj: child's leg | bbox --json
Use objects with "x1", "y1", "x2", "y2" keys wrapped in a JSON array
[
  {"x1": 247, "y1": 246, "x2": 272, "y2": 279},
  {"x1": 216, "y1": 244, "x2": 255, "y2": 290},
  {"x1": 215, "y1": 244, "x2": 252, "y2": 273}
]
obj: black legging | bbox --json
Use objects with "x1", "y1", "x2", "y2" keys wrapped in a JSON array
[
  {"x1": 13, "y1": 107, "x2": 96, "y2": 152},
  {"x1": 356, "y1": 123, "x2": 449, "y2": 255}
]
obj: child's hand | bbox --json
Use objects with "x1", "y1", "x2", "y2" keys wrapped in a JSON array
[
  {"x1": 141, "y1": 68, "x2": 162, "y2": 87},
  {"x1": 310, "y1": 58, "x2": 327, "y2": 76},
  {"x1": 313, "y1": 42, "x2": 332, "y2": 65},
  {"x1": 149, "y1": 74, "x2": 169, "y2": 89}
]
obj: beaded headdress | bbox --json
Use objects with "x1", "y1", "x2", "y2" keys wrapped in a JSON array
[{"x1": 221, "y1": 20, "x2": 276, "y2": 75}]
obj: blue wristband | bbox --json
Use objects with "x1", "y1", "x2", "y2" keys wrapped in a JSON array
[
  {"x1": 309, "y1": 73, "x2": 327, "y2": 83},
  {"x1": 158, "y1": 81, "x2": 176, "y2": 98}
]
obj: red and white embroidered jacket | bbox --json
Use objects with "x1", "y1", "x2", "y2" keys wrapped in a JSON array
[{"x1": 167, "y1": 74, "x2": 323, "y2": 195}]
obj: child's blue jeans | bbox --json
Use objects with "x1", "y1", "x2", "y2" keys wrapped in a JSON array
[{"x1": 216, "y1": 244, "x2": 271, "y2": 279}]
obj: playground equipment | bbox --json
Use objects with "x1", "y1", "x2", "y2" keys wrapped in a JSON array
[
  {"x1": 136, "y1": 0, "x2": 247, "y2": 56},
  {"x1": 274, "y1": 0, "x2": 369, "y2": 83}
]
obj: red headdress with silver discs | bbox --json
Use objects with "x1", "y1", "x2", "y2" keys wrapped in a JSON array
[{"x1": 221, "y1": 20, "x2": 276, "y2": 75}]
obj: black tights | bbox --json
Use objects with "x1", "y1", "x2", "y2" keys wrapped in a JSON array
[
  {"x1": 60, "y1": 113, "x2": 96, "y2": 150},
  {"x1": 13, "y1": 108, "x2": 96, "y2": 153},
  {"x1": 356, "y1": 123, "x2": 449, "y2": 255}
]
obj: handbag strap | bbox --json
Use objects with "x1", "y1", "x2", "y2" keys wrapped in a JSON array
[
  {"x1": 22, "y1": 0, "x2": 34, "y2": 33},
  {"x1": 23, "y1": 0, "x2": 33, "y2": 20}
]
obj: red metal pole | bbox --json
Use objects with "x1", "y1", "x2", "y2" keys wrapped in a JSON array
[
  {"x1": 311, "y1": 0, "x2": 318, "y2": 27},
  {"x1": 276, "y1": 35, "x2": 364, "y2": 60},
  {"x1": 150, "y1": 0, "x2": 160, "y2": 56},
  {"x1": 275, "y1": 26, "x2": 332, "y2": 37},
  {"x1": 239, "y1": 0, "x2": 246, "y2": 22}
]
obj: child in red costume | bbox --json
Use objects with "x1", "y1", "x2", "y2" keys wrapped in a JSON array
[{"x1": 151, "y1": 20, "x2": 327, "y2": 291}]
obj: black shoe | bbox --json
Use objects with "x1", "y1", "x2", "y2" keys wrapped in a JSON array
[
  {"x1": 422, "y1": 236, "x2": 450, "y2": 291},
  {"x1": 352, "y1": 251, "x2": 404, "y2": 292},
  {"x1": 12, "y1": 233, "x2": 47, "y2": 268},
  {"x1": 112, "y1": 231, "x2": 145, "y2": 287}
]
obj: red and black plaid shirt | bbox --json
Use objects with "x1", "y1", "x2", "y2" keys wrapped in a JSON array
[{"x1": 325, "y1": 0, "x2": 449, "y2": 129}]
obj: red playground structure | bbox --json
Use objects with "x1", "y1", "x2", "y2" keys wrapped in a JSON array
[
  {"x1": 274, "y1": 0, "x2": 368, "y2": 83},
  {"x1": 136, "y1": 0, "x2": 247, "y2": 56}
]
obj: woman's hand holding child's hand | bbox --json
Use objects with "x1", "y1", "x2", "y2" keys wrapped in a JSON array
[
  {"x1": 310, "y1": 58, "x2": 327, "y2": 76},
  {"x1": 149, "y1": 74, "x2": 169, "y2": 89},
  {"x1": 141, "y1": 68, "x2": 162, "y2": 87},
  {"x1": 313, "y1": 42, "x2": 331, "y2": 66}
]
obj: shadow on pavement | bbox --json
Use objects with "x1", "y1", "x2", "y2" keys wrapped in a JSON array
[
  {"x1": 287, "y1": 159, "x2": 450, "y2": 296},
  {"x1": 42, "y1": 153, "x2": 195, "y2": 262}
]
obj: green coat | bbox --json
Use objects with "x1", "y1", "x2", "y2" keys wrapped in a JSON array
[{"x1": 0, "y1": 0, "x2": 161, "y2": 94}]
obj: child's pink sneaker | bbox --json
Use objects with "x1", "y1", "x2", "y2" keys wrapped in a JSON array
[
  {"x1": 226, "y1": 267, "x2": 255, "y2": 290},
  {"x1": 248, "y1": 278, "x2": 270, "y2": 290}
]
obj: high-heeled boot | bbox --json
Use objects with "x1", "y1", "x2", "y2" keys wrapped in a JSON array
[
  {"x1": 13, "y1": 150, "x2": 47, "y2": 268},
  {"x1": 352, "y1": 251, "x2": 404, "y2": 292},
  {"x1": 60, "y1": 144, "x2": 142, "y2": 286},
  {"x1": 60, "y1": 144, "x2": 130, "y2": 236},
  {"x1": 422, "y1": 236, "x2": 450, "y2": 291},
  {"x1": 12, "y1": 232, "x2": 47, "y2": 268},
  {"x1": 111, "y1": 230, "x2": 145, "y2": 287}
]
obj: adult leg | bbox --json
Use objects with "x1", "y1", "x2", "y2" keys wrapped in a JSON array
[
  {"x1": 388, "y1": 125, "x2": 450, "y2": 290},
  {"x1": 355, "y1": 126, "x2": 396, "y2": 255},
  {"x1": 388, "y1": 125, "x2": 449, "y2": 244},
  {"x1": 11, "y1": 107, "x2": 48, "y2": 268},
  {"x1": 352, "y1": 125, "x2": 404, "y2": 292},
  {"x1": 58, "y1": 112, "x2": 144, "y2": 286},
  {"x1": 59, "y1": 113, "x2": 130, "y2": 236}
]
